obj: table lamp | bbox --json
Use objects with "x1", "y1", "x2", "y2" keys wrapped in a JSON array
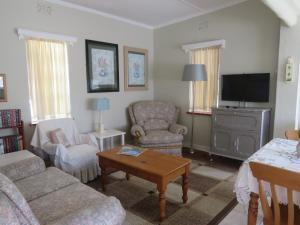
[
  {"x1": 182, "y1": 64, "x2": 207, "y2": 154},
  {"x1": 93, "y1": 98, "x2": 110, "y2": 133}
]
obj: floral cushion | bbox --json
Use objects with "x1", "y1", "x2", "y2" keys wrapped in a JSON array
[
  {"x1": 140, "y1": 130, "x2": 183, "y2": 145},
  {"x1": 50, "y1": 128, "x2": 71, "y2": 147}
]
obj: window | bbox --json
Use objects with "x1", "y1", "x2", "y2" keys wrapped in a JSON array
[
  {"x1": 25, "y1": 39, "x2": 71, "y2": 123},
  {"x1": 189, "y1": 46, "x2": 220, "y2": 113}
]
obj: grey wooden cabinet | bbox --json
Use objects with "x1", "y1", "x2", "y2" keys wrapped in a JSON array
[{"x1": 211, "y1": 107, "x2": 270, "y2": 161}]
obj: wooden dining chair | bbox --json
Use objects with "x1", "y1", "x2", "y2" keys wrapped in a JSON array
[
  {"x1": 249, "y1": 162, "x2": 300, "y2": 225},
  {"x1": 285, "y1": 130, "x2": 299, "y2": 141}
]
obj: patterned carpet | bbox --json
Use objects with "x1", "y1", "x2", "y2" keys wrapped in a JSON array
[{"x1": 88, "y1": 150, "x2": 241, "y2": 225}]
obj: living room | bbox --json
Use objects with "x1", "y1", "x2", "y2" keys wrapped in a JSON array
[{"x1": 1, "y1": 0, "x2": 300, "y2": 224}]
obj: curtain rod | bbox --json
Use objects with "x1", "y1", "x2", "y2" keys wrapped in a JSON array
[
  {"x1": 17, "y1": 28, "x2": 78, "y2": 45},
  {"x1": 182, "y1": 39, "x2": 225, "y2": 53}
]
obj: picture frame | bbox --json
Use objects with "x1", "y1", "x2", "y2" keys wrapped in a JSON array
[
  {"x1": 85, "y1": 40, "x2": 119, "y2": 93},
  {"x1": 124, "y1": 46, "x2": 148, "y2": 91},
  {"x1": 0, "y1": 74, "x2": 7, "y2": 102}
]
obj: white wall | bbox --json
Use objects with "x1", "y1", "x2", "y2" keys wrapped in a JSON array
[
  {"x1": 154, "y1": 0, "x2": 280, "y2": 150},
  {"x1": 0, "y1": 0, "x2": 154, "y2": 145},
  {"x1": 274, "y1": 17, "x2": 300, "y2": 137}
]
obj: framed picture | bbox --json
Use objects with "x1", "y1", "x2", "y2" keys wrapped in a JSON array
[
  {"x1": 0, "y1": 74, "x2": 7, "y2": 102},
  {"x1": 124, "y1": 46, "x2": 148, "y2": 91},
  {"x1": 85, "y1": 40, "x2": 119, "y2": 92}
]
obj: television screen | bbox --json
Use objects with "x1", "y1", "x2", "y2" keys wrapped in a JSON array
[{"x1": 221, "y1": 74, "x2": 270, "y2": 102}]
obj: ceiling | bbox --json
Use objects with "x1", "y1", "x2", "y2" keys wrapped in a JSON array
[
  {"x1": 262, "y1": 0, "x2": 300, "y2": 27},
  {"x1": 47, "y1": 0, "x2": 248, "y2": 29}
]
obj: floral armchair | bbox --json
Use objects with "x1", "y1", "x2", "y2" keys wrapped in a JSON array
[{"x1": 128, "y1": 101, "x2": 188, "y2": 155}]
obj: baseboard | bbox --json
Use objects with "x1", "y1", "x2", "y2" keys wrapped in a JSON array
[{"x1": 183, "y1": 142, "x2": 211, "y2": 153}]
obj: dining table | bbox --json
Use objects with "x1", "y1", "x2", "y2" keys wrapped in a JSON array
[{"x1": 234, "y1": 138, "x2": 300, "y2": 225}]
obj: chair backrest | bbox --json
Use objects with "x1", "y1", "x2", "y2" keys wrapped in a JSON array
[
  {"x1": 285, "y1": 130, "x2": 299, "y2": 141},
  {"x1": 128, "y1": 101, "x2": 180, "y2": 131},
  {"x1": 249, "y1": 162, "x2": 300, "y2": 225},
  {"x1": 31, "y1": 118, "x2": 80, "y2": 148}
]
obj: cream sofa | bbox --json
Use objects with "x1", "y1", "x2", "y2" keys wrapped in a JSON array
[{"x1": 0, "y1": 150, "x2": 125, "y2": 225}]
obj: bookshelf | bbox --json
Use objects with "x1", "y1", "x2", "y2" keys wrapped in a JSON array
[{"x1": 0, "y1": 109, "x2": 25, "y2": 154}]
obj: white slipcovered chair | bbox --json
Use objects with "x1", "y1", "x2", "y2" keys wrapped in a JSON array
[{"x1": 31, "y1": 118, "x2": 100, "y2": 183}]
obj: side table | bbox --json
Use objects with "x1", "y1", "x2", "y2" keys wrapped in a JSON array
[{"x1": 91, "y1": 130, "x2": 126, "y2": 151}]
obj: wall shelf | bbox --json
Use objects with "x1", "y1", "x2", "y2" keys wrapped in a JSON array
[{"x1": 0, "y1": 109, "x2": 25, "y2": 154}]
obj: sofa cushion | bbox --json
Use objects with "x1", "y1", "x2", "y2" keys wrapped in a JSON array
[
  {"x1": 29, "y1": 182, "x2": 125, "y2": 225},
  {"x1": 140, "y1": 130, "x2": 183, "y2": 145},
  {"x1": 0, "y1": 150, "x2": 46, "y2": 182},
  {"x1": 66, "y1": 144, "x2": 98, "y2": 161},
  {"x1": 15, "y1": 167, "x2": 79, "y2": 202},
  {"x1": 0, "y1": 173, "x2": 40, "y2": 225}
]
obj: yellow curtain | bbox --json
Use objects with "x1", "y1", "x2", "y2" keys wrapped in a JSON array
[
  {"x1": 191, "y1": 47, "x2": 220, "y2": 112},
  {"x1": 25, "y1": 39, "x2": 71, "y2": 122}
]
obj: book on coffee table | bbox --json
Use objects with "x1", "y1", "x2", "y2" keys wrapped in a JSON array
[{"x1": 118, "y1": 146, "x2": 145, "y2": 157}]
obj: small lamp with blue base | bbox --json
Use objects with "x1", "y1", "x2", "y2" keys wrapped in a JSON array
[{"x1": 92, "y1": 98, "x2": 110, "y2": 134}]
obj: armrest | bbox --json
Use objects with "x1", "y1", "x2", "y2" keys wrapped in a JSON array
[
  {"x1": 43, "y1": 142, "x2": 70, "y2": 167},
  {"x1": 131, "y1": 124, "x2": 145, "y2": 138},
  {"x1": 0, "y1": 150, "x2": 45, "y2": 181},
  {"x1": 43, "y1": 142, "x2": 65, "y2": 155},
  {"x1": 49, "y1": 197, "x2": 126, "y2": 225},
  {"x1": 169, "y1": 124, "x2": 188, "y2": 135},
  {"x1": 78, "y1": 133, "x2": 98, "y2": 147}
]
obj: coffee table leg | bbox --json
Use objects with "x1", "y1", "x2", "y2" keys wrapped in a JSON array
[
  {"x1": 182, "y1": 166, "x2": 189, "y2": 203},
  {"x1": 126, "y1": 172, "x2": 130, "y2": 180},
  {"x1": 158, "y1": 185, "x2": 166, "y2": 221},
  {"x1": 100, "y1": 166, "x2": 107, "y2": 192}
]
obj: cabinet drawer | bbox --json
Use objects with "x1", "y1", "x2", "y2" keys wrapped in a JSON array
[{"x1": 212, "y1": 111, "x2": 261, "y2": 132}]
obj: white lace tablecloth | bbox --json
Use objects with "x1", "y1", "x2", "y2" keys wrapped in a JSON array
[{"x1": 235, "y1": 138, "x2": 300, "y2": 208}]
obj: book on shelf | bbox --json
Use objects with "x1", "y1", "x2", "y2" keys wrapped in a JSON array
[
  {"x1": 118, "y1": 146, "x2": 146, "y2": 157},
  {"x1": 0, "y1": 135, "x2": 23, "y2": 154},
  {"x1": 0, "y1": 109, "x2": 21, "y2": 128},
  {"x1": 0, "y1": 139, "x2": 4, "y2": 155}
]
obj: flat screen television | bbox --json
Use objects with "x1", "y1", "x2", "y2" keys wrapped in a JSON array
[{"x1": 221, "y1": 73, "x2": 270, "y2": 102}]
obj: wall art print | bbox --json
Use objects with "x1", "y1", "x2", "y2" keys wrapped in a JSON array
[
  {"x1": 0, "y1": 74, "x2": 7, "y2": 102},
  {"x1": 86, "y1": 40, "x2": 119, "y2": 92},
  {"x1": 124, "y1": 46, "x2": 148, "y2": 91}
]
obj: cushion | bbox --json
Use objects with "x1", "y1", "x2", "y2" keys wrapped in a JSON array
[
  {"x1": 0, "y1": 173, "x2": 40, "y2": 225},
  {"x1": 143, "y1": 119, "x2": 169, "y2": 131},
  {"x1": 139, "y1": 130, "x2": 183, "y2": 145},
  {"x1": 15, "y1": 167, "x2": 79, "y2": 202},
  {"x1": 50, "y1": 128, "x2": 71, "y2": 147},
  {"x1": 66, "y1": 144, "x2": 99, "y2": 163},
  {"x1": 0, "y1": 150, "x2": 46, "y2": 182},
  {"x1": 132, "y1": 101, "x2": 178, "y2": 126},
  {"x1": 29, "y1": 182, "x2": 125, "y2": 225}
]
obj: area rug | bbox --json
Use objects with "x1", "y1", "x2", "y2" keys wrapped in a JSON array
[{"x1": 88, "y1": 150, "x2": 241, "y2": 225}]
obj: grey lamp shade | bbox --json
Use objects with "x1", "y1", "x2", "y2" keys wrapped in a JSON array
[{"x1": 182, "y1": 64, "x2": 207, "y2": 81}]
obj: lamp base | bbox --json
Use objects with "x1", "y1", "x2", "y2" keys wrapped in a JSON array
[
  {"x1": 189, "y1": 147, "x2": 195, "y2": 154},
  {"x1": 97, "y1": 123, "x2": 105, "y2": 134}
]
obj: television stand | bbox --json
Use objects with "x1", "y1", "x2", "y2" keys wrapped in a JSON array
[{"x1": 211, "y1": 107, "x2": 270, "y2": 160}]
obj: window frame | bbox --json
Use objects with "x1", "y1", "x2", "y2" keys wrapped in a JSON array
[
  {"x1": 182, "y1": 40, "x2": 225, "y2": 114},
  {"x1": 25, "y1": 39, "x2": 72, "y2": 123}
]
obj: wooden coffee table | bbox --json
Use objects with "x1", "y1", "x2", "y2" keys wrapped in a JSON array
[{"x1": 97, "y1": 145, "x2": 191, "y2": 221}]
